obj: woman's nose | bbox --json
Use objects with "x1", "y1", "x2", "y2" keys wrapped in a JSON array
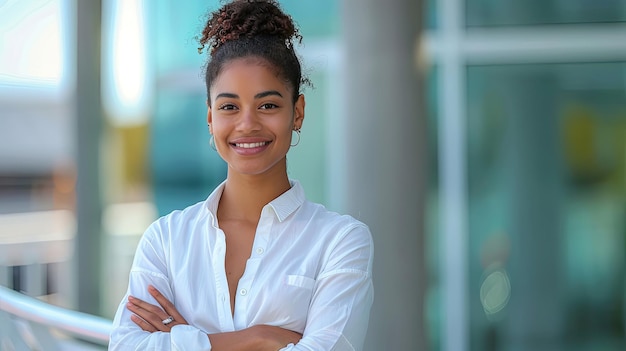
[{"x1": 236, "y1": 108, "x2": 261, "y2": 132}]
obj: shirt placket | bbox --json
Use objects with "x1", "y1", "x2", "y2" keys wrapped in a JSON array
[
  {"x1": 233, "y1": 206, "x2": 273, "y2": 329},
  {"x1": 213, "y1": 228, "x2": 235, "y2": 331}
]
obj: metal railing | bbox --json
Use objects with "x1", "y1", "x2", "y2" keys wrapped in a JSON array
[
  {"x1": 0, "y1": 205, "x2": 154, "y2": 350},
  {"x1": 0, "y1": 285, "x2": 111, "y2": 350}
]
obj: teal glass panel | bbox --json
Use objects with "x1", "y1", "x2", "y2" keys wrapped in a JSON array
[
  {"x1": 466, "y1": 0, "x2": 626, "y2": 27},
  {"x1": 427, "y1": 0, "x2": 438, "y2": 29},
  {"x1": 283, "y1": 0, "x2": 339, "y2": 37},
  {"x1": 149, "y1": 89, "x2": 226, "y2": 215},
  {"x1": 466, "y1": 62, "x2": 626, "y2": 350},
  {"x1": 285, "y1": 70, "x2": 328, "y2": 205},
  {"x1": 148, "y1": 1, "x2": 225, "y2": 215},
  {"x1": 149, "y1": 1, "x2": 214, "y2": 73}
]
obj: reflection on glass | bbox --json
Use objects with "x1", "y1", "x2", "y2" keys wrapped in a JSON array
[
  {"x1": 0, "y1": 0, "x2": 64, "y2": 86},
  {"x1": 466, "y1": 0, "x2": 626, "y2": 27},
  {"x1": 467, "y1": 62, "x2": 626, "y2": 351},
  {"x1": 480, "y1": 266, "x2": 511, "y2": 316},
  {"x1": 103, "y1": 0, "x2": 150, "y2": 124}
]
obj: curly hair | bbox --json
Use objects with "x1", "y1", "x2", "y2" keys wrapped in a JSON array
[{"x1": 198, "y1": 0, "x2": 310, "y2": 104}]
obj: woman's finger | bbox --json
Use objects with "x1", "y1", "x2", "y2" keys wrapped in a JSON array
[
  {"x1": 127, "y1": 296, "x2": 170, "y2": 331},
  {"x1": 130, "y1": 314, "x2": 158, "y2": 332},
  {"x1": 148, "y1": 285, "x2": 189, "y2": 325},
  {"x1": 129, "y1": 295, "x2": 168, "y2": 317}
]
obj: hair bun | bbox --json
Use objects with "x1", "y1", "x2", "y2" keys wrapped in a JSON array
[{"x1": 198, "y1": 0, "x2": 301, "y2": 55}]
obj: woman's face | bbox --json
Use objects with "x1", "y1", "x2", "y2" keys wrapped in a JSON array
[{"x1": 207, "y1": 58, "x2": 305, "y2": 177}]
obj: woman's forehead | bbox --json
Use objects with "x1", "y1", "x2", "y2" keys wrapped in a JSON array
[{"x1": 211, "y1": 58, "x2": 293, "y2": 97}]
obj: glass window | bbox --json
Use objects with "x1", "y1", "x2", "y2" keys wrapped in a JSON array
[
  {"x1": 0, "y1": 0, "x2": 71, "y2": 215},
  {"x1": 466, "y1": 0, "x2": 626, "y2": 27},
  {"x1": 426, "y1": 0, "x2": 438, "y2": 29},
  {"x1": 283, "y1": 0, "x2": 339, "y2": 37},
  {"x1": 0, "y1": 0, "x2": 65, "y2": 88},
  {"x1": 466, "y1": 62, "x2": 626, "y2": 350}
]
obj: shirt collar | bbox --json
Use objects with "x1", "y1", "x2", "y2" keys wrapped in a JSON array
[
  {"x1": 267, "y1": 180, "x2": 305, "y2": 222},
  {"x1": 204, "y1": 179, "x2": 305, "y2": 223}
]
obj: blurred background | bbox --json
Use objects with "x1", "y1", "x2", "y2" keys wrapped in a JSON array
[{"x1": 1, "y1": 0, "x2": 625, "y2": 350}]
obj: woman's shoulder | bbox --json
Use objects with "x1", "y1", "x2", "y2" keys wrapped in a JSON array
[
  {"x1": 156, "y1": 200, "x2": 208, "y2": 224},
  {"x1": 144, "y1": 200, "x2": 211, "y2": 240},
  {"x1": 299, "y1": 201, "x2": 373, "y2": 271},
  {"x1": 301, "y1": 200, "x2": 371, "y2": 239},
  {"x1": 302, "y1": 199, "x2": 365, "y2": 223}
]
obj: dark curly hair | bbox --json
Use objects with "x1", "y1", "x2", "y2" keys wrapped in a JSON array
[{"x1": 198, "y1": 0, "x2": 309, "y2": 105}]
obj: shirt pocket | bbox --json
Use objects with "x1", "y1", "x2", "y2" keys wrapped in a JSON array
[
  {"x1": 285, "y1": 274, "x2": 316, "y2": 290},
  {"x1": 268, "y1": 274, "x2": 315, "y2": 331}
]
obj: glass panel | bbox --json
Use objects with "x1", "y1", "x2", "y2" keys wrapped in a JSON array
[
  {"x1": 0, "y1": 0, "x2": 71, "y2": 216},
  {"x1": 427, "y1": 0, "x2": 438, "y2": 29},
  {"x1": 0, "y1": 0, "x2": 65, "y2": 87},
  {"x1": 148, "y1": 1, "x2": 225, "y2": 216},
  {"x1": 467, "y1": 62, "x2": 626, "y2": 350},
  {"x1": 283, "y1": 0, "x2": 339, "y2": 37},
  {"x1": 466, "y1": 0, "x2": 626, "y2": 27},
  {"x1": 0, "y1": 0, "x2": 75, "y2": 309}
]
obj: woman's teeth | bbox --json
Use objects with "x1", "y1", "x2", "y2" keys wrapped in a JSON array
[{"x1": 235, "y1": 142, "x2": 267, "y2": 148}]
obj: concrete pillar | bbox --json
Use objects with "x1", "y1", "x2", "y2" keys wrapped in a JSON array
[
  {"x1": 75, "y1": 0, "x2": 104, "y2": 315},
  {"x1": 340, "y1": 1, "x2": 428, "y2": 350}
]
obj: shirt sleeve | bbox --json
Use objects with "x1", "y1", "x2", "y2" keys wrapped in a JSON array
[
  {"x1": 280, "y1": 223, "x2": 374, "y2": 351},
  {"x1": 108, "y1": 223, "x2": 213, "y2": 351}
]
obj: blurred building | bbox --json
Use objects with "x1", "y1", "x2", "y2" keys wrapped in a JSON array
[{"x1": 0, "y1": 0, "x2": 625, "y2": 350}]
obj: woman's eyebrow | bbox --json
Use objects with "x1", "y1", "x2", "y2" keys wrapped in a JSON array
[
  {"x1": 215, "y1": 92, "x2": 238, "y2": 100},
  {"x1": 255, "y1": 90, "x2": 283, "y2": 99},
  {"x1": 215, "y1": 91, "x2": 283, "y2": 100}
]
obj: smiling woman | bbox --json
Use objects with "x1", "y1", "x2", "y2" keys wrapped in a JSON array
[{"x1": 108, "y1": 1, "x2": 374, "y2": 351}]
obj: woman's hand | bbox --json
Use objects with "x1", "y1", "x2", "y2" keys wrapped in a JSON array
[
  {"x1": 126, "y1": 285, "x2": 188, "y2": 333},
  {"x1": 126, "y1": 285, "x2": 302, "y2": 349}
]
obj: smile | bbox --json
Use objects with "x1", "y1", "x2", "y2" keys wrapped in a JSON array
[{"x1": 233, "y1": 141, "x2": 270, "y2": 148}]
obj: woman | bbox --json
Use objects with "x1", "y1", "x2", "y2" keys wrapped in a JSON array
[{"x1": 109, "y1": 1, "x2": 373, "y2": 350}]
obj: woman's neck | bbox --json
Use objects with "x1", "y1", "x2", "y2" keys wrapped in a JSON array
[{"x1": 217, "y1": 170, "x2": 291, "y2": 224}]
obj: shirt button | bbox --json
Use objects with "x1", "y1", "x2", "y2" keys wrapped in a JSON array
[
  {"x1": 240, "y1": 289, "x2": 247, "y2": 296},
  {"x1": 256, "y1": 247, "x2": 265, "y2": 255}
]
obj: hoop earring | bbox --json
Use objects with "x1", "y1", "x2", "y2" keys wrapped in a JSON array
[
  {"x1": 209, "y1": 135, "x2": 216, "y2": 151},
  {"x1": 290, "y1": 129, "x2": 301, "y2": 147}
]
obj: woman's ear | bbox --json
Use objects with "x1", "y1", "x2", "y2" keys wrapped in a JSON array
[
  {"x1": 207, "y1": 106, "x2": 213, "y2": 134},
  {"x1": 294, "y1": 94, "x2": 305, "y2": 130}
]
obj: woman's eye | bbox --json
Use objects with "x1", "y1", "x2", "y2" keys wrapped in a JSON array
[
  {"x1": 219, "y1": 104, "x2": 237, "y2": 110},
  {"x1": 260, "y1": 103, "x2": 278, "y2": 110}
]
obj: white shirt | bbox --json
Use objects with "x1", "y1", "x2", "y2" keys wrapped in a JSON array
[{"x1": 109, "y1": 180, "x2": 374, "y2": 350}]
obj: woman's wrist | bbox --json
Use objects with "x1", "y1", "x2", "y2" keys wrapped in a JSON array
[
  {"x1": 250, "y1": 324, "x2": 301, "y2": 350},
  {"x1": 249, "y1": 325, "x2": 273, "y2": 349},
  {"x1": 207, "y1": 328, "x2": 263, "y2": 351},
  {"x1": 206, "y1": 325, "x2": 299, "y2": 351},
  {"x1": 246, "y1": 325, "x2": 269, "y2": 350}
]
